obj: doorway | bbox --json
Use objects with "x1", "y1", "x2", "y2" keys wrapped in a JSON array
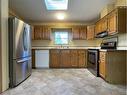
[
  {"x1": 0, "y1": 30, "x2": 2, "y2": 93},
  {"x1": 0, "y1": 0, "x2": 2, "y2": 93}
]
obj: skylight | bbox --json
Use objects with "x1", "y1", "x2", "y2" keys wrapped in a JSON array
[{"x1": 45, "y1": 0, "x2": 68, "y2": 10}]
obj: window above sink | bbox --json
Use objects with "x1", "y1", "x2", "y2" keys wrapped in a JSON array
[{"x1": 54, "y1": 31, "x2": 69, "y2": 45}]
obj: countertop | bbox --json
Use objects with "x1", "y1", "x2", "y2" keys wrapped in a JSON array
[
  {"x1": 32, "y1": 46, "x2": 127, "y2": 50},
  {"x1": 32, "y1": 46, "x2": 101, "y2": 50}
]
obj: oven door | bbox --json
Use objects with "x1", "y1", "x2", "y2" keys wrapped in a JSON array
[
  {"x1": 87, "y1": 49, "x2": 99, "y2": 76},
  {"x1": 88, "y1": 50, "x2": 98, "y2": 64}
]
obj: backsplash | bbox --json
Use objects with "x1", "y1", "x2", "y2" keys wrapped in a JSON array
[
  {"x1": 117, "y1": 33, "x2": 127, "y2": 47},
  {"x1": 32, "y1": 39, "x2": 102, "y2": 47}
]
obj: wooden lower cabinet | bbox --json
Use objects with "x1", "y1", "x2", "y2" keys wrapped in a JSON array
[
  {"x1": 50, "y1": 49, "x2": 87, "y2": 68},
  {"x1": 50, "y1": 50, "x2": 60, "y2": 68},
  {"x1": 78, "y1": 50, "x2": 87, "y2": 68},
  {"x1": 99, "y1": 51, "x2": 126, "y2": 84},
  {"x1": 70, "y1": 50, "x2": 78, "y2": 67},
  {"x1": 99, "y1": 51, "x2": 106, "y2": 79},
  {"x1": 61, "y1": 50, "x2": 71, "y2": 68},
  {"x1": 32, "y1": 49, "x2": 36, "y2": 68}
]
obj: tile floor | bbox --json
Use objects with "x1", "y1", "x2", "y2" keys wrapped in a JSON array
[{"x1": 0, "y1": 69, "x2": 126, "y2": 95}]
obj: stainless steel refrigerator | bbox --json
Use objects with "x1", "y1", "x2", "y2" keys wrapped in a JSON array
[{"x1": 8, "y1": 17, "x2": 32, "y2": 87}]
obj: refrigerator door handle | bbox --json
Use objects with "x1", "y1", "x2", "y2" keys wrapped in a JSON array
[{"x1": 17, "y1": 57, "x2": 31, "y2": 63}]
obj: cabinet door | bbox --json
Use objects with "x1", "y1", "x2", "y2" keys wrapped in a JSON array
[
  {"x1": 72, "y1": 27, "x2": 80, "y2": 40},
  {"x1": 101, "y1": 17, "x2": 108, "y2": 32},
  {"x1": 108, "y1": 11, "x2": 117, "y2": 35},
  {"x1": 46, "y1": 27, "x2": 51, "y2": 40},
  {"x1": 32, "y1": 49, "x2": 35, "y2": 68},
  {"x1": 78, "y1": 50, "x2": 86, "y2": 68},
  {"x1": 99, "y1": 51, "x2": 106, "y2": 79},
  {"x1": 50, "y1": 50, "x2": 60, "y2": 68},
  {"x1": 34, "y1": 26, "x2": 42, "y2": 40},
  {"x1": 87, "y1": 25, "x2": 95, "y2": 40},
  {"x1": 61, "y1": 50, "x2": 71, "y2": 68},
  {"x1": 95, "y1": 22, "x2": 101, "y2": 35},
  {"x1": 70, "y1": 50, "x2": 78, "y2": 67},
  {"x1": 95, "y1": 18, "x2": 107, "y2": 35},
  {"x1": 79, "y1": 26, "x2": 87, "y2": 40},
  {"x1": 43, "y1": 26, "x2": 51, "y2": 40},
  {"x1": 33, "y1": 26, "x2": 50, "y2": 40}
]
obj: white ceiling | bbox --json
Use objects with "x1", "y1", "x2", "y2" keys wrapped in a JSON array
[{"x1": 9, "y1": 0, "x2": 116, "y2": 23}]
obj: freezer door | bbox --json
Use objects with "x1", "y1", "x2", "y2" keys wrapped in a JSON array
[
  {"x1": 11, "y1": 57, "x2": 32, "y2": 87},
  {"x1": 10, "y1": 18, "x2": 31, "y2": 59}
]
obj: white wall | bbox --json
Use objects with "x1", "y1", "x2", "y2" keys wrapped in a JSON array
[
  {"x1": 118, "y1": 33, "x2": 127, "y2": 47},
  {"x1": 115, "y1": 0, "x2": 127, "y2": 6},
  {"x1": 0, "y1": 0, "x2": 9, "y2": 91}
]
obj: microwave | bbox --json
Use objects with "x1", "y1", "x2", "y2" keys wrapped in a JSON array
[{"x1": 101, "y1": 41, "x2": 117, "y2": 49}]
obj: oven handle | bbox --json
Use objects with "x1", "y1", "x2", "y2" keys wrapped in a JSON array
[{"x1": 88, "y1": 50, "x2": 98, "y2": 53}]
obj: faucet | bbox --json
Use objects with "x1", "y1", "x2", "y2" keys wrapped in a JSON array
[{"x1": 61, "y1": 45, "x2": 63, "y2": 48}]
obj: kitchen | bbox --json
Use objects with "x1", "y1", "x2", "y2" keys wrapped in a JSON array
[{"x1": 0, "y1": 0, "x2": 127, "y2": 95}]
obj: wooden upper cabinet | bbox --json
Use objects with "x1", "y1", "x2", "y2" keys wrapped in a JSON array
[
  {"x1": 95, "y1": 21, "x2": 102, "y2": 35},
  {"x1": 33, "y1": 25, "x2": 51, "y2": 40},
  {"x1": 101, "y1": 17, "x2": 108, "y2": 32},
  {"x1": 95, "y1": 17, "x2": 108, "y2": 35},
  {"x1": 70, "y1": 50, "x2": 78, "y2": 67},
  {"x1": 107, "y1": 7, "x2": 126, "y2": 35},
  {"x1": 72, "y1": 26, "x2": 87, "y2": 40},
  {"x1": 79, "y1": 26, "x2": 87, "y2": 40},
  {"x1": 50, "y1": 50, "x2": 60, "y2": 68},
  {"x1": 95, "y1": 7, "x2": 126, "y2": 36},
  {"x1": 72, "y1": 26, "x2": 80, "y2": 40},
  {"x1": 34, "y1": 26, "x2": 42, "y2": 40},
  {"x1": 107, "y1": 11, "x2": 117, "y2": 35},
  {"x1": 78, "y1": 50, "x2": 86, "y2": 68},
  {"x1": 87, "y1": 25, "x2": 95, "y2": 40}
]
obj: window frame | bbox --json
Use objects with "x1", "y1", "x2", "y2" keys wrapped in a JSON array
[{"x1": 52, "y1": 28, "x2": 71, "y2": 45}]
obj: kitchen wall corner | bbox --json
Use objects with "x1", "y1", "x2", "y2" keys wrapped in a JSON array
[{"x1": 0, "y1": 0, "x2": 9, "y2": 92}]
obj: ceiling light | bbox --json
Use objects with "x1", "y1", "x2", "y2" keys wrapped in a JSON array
[
  {"x1": 45, "y1": 0, "x2": 68, "y2": 10},
  {"x1": 57, "y1": 13, "x2": 65, "y2": 20}
]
